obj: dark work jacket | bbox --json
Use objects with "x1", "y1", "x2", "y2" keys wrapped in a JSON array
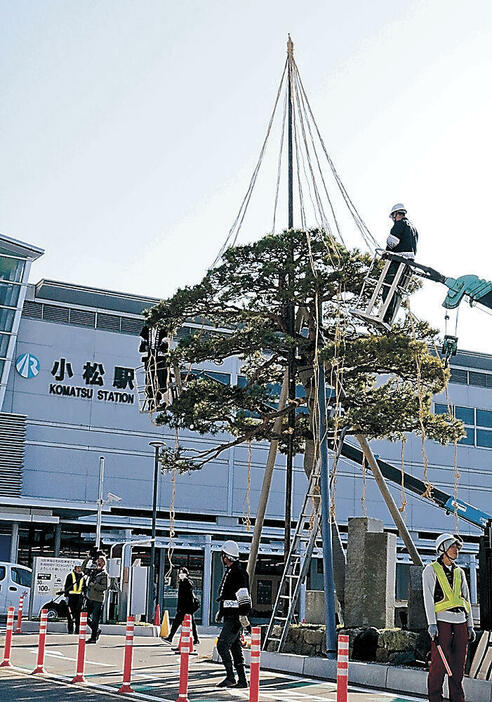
[
  {"x1": 433, "y1": 555, "x2": 466, "y2": 613},
  {"x1": 176, "y1": 577, "x2": 195, "y2": 614},
  {"x1": 387, "y1": 217, "x2": 418, "y2": 255},
  {"x1": 216, "y1": 561, "x2": 251, "y2": 619},
  {"x1": 64, "y1": 571, "x2": 85, "y2": 598}
]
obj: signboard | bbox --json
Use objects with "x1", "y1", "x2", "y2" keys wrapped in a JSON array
[{"x1": 30, "y1": 556, "x2": 82, "y2": 618}]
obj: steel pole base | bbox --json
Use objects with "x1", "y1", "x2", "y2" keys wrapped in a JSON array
[
  {"x1": 31, "y1": 666, "x2": 47, "y2": 675},
  {"x1": 71, "y1": 674, "x2": 87, "y2": 684},
  {"x1": 176, "y1": 697, "x2": 189, "y2": 702},
  {"x1": 0, "y1": 661, "x2": 12, "y2": 668},
  {"x1": 118, "y1": 683, "x2": 135, "y2": 693}
]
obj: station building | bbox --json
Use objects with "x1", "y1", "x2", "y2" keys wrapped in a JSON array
[{"x1": 0, "y1": 232, "x2": 491, "y2": 623}]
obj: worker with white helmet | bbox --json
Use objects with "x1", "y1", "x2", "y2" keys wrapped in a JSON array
[
  {"x1": 215, "y1": 540, "x2": 252, "y2": 688},
  {"x1": 382, "y1": 203, "x2": 419, "y2": 324},
  {"x1": 422, "y1": 533, "x2": 474, "y2": 702}
]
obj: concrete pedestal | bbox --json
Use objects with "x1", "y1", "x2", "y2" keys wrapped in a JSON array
[{"x1": 345, "y1": 517, "x2": 396, "y2": 629}]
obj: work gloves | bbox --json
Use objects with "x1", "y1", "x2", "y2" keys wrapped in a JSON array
[
  {"x1": 239, "y1": 615, "x2": 250, "y2": 629},
  {"x1": 468, "y1": 626, "x2": 476, "y2": 642},
  {"x1": 428, "y1": 624, "x2": 438, "y2": 640}
]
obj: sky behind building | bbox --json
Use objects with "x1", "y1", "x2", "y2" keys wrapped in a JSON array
[{"x1": 1, "y1": 0, "x2": 492, "y2": 352}]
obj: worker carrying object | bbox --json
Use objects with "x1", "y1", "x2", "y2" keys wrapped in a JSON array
[
  {"x1": 422, "y1": 533, "x2": 475, "y2": 702},
  {"x1": 382, "y1": 203, "x2": 419, "y2": 323},
  {"x1": 215, "y1": 540, "x2": 252, "y2": 689},
  {"x1": 64, "y1": 564, "x2": 85, "y2": 635}
]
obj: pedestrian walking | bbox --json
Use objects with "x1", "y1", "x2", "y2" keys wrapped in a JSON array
[
  {"x1": 81, "y1": 551, "x2": 109, "y2": 644},
  {"x1": 215, "y1": 540, "x2": 251, "y2": 688},
  {"x1": 422, "y1": 533, "x2": 475, "y2": 702},
  {"x1": 163, "y1": 567, "x2": 200, "y2": 646},
  {"x1": 64, "y1": 564, "x2": 85, "y2": 634}
]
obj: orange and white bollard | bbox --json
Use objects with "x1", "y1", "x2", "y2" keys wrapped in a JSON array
[
  {"x1": 31, "y1": 609, "x2": 48, "y2": 674},
  {"x1": 336, "y1": 633, "x2": 349, "y2": 702},
  {"x1": 14, "y1": 593, "x2": 25, "y2": 634},
  {"x1": 176, "y1": 613, "x2": 191, "y2": 702},
  {"x1": 71, "y1": 611, "x2": 88, "y2": 683},
  {"x1": 118, "y1": 615, "x2": 135, "y2": 694},
  {"x1": 0, "y1": 607, "x2": 15, "y2": 667},
  {"x1": 249, "y1": 627, "x2": 261, "y2": 702}
]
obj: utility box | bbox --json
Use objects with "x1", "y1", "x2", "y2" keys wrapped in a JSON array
[{"x1": 478, "y1": 519, "x2": 492, "y2": 630}]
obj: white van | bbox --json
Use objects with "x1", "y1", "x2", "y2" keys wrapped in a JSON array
[{"x1": 0, "y1": 562, "x2": 32, "y2": 615}]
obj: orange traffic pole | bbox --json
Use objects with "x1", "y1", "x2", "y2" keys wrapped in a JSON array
[
  {"x1": 176, "y1": 614, "x2": 191, "y2": 702},
  {"x1": 118, "y1": 615, "x2": 136, "y2": 694},
  {"x1": 249, "y1": 627, "x2": 261, "y2": 702},
  {"x1": 0, "y1": 607, "x2": 15, "y2": 667},
  {"x1": 14, "y1": 593, "x2": 25, "y2": 634},
  {"x1": 336, "y1": 634, "x2": 349, "y2": 702},
  {"x1": 71, "y1": 611, "x2": 88, "y2": 683},
  {"x1": 31, "y1": 609, "x2": 49, "y2": 674}
]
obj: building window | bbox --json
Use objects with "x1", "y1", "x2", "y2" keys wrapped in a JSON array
[
  {"x1": 450, "y1": 368, "x2": 468, "y2": 385},
  {"x1": 0, "y1": 282, "x2": 20, "y2": 307},
  {"x1": 256, "y1": 579, "x2": 273, "y2": 606},
  {"x1": 477, "y1": 430, "x2": 492, "y2": 448},
  {"x1": 0, "y1": 255, "x2": 25, "y2": 283},
  {"x1": 435, "y1": 403, "x2": 492, "y2": 448}
]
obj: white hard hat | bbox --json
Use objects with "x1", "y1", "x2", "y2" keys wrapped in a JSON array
[
  {"x1": 221, "y1": 540, "x2": 240, "y2": 560},
  {"x1": 389, "y1": 203, "x2": 407, "y2": 218},
  {"x1": 435, "y1": 533, "x2": 463, "y2": 554}
]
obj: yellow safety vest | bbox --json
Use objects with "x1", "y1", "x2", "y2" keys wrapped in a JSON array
[
  {"x1": 69, "y1": 572, "x2": 84, "y2": 595},
  {"x1": 431, "y1": 561, "x2": 470, "y2": 614}
]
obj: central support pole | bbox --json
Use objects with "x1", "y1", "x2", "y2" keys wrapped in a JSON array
[
  {"x1": 95, "y1": 456, "x2": 105, "y2": 549},
  {"x1": 317, "y1": 297, "x2": 337, "y2": 658},
  {"x1": 284, "y1": 33, "x2": 296, "y2": 563},
  {"x1": 148, "y1": 441, "x2": 165, "y2": 622}
]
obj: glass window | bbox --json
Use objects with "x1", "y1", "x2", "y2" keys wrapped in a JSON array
[
  {"x1": 0, "y1": 282, "x2": 20, "y2": 307},
  {"x1": 477, "y1": 429, "x2": 492, "y2": 448},
  {"x1": 476, "y1": 409, "x2": 492, "y2": 428},
  {"x1": 0, "y1": 256, "x2": 25, "y2": 283},
  {"x1": 0, "y1": 566, "x2": 5, "y2": 580},
  {"x1": 237, "y1": 375, "x2": 248, "y2": 388},
  {"x1": 0, "y1": 307, "x2": 15, "y2": 333},
  {"x1": 0, "y1": 333, "x2": 11, "y2": 357},
  {"x1": 455, "y1": 406, "x2": 475, "y2": 425},
  {"x1": 458, "y1": 427, "x2": 475, "y2": 446},
  {"x1": 435, "y1": 403, "x2": 449, "y2": 415},
  {"x1": 469, "y1": 371, "x2": 487, "y2": 388},
  {"x1": 450, "y1": 368, "x2": 467, "y2": 385},
  {"x1": 11, "y1": 567, "x2": 32, "y2": 587}
]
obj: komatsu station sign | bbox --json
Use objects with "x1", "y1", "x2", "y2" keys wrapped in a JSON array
[{"x1": 18, "y1": 353, "x2": 135, "y2": 405}]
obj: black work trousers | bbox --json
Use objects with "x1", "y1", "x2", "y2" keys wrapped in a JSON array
[
  {"x1": 217, "y1": 616, "x2": 244, "y2": 675},
  {"x1": 381, "y1": 260, "x2": 411, "y2": 324},
  {"x1": 86, "y1": 599, "x2": 103, "y2": 641},
  {"x1": 168, "y1": 609, "x2": 198, "y2": 643},
  {"x1": 67, "y1": 594, "x2": 83, "y2": 634}
]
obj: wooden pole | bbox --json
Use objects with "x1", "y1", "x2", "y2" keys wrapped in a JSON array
[{"x1": 356, "y1": 434, "x2": 423, "y2": 566}]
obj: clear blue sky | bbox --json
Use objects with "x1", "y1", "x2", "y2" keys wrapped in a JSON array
[{"x1": 1, "y1": 0, "x2": 492, "y2": 352}]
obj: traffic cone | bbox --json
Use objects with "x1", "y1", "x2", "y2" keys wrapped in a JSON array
[
  {"x1": 153, "y1": 604, "x2": 161, "y2": 627},
  {"x1": 160, "y1": 609, "x2": 170, "y2": 638}
]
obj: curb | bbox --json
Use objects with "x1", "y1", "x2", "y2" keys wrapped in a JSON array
[{"x1": 212, "y1": 648, "x2": 492, "y2": 702}]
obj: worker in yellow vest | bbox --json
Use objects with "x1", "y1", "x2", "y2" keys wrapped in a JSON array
[
  {"x1": 63, "y1": 564, "x2": 85, "y2": 634},
  {"x1": 422, "y1": 534, "x2": 475, "y2": 702}
]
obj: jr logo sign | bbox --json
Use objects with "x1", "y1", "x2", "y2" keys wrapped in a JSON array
[{"x1": 15, "y1": 352, "x2": 40, "y2": 378}]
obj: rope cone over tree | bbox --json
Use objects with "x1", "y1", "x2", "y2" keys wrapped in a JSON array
[{"x1": 144, "y1": 229, "x2": 464, "y2": 477}]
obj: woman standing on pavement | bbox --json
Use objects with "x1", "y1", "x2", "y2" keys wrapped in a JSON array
[{"x1": 164, "y1": 567, "x2": 200, "y2": 645}]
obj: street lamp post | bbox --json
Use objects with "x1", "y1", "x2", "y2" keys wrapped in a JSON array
[
  {"x1": 95, "y1": 456, "x2": 105, "y2": 549},
  {"x1": 148, "y1": 441, "x2": 165, "y2": 622}
]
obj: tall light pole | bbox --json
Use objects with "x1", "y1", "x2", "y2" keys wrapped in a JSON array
[
  {"x1": 147, "y1": 441, "x2": 165, "y2": 622},
  {"x1": 95, "y1": 456, "x2": 105, "y2": 549}
]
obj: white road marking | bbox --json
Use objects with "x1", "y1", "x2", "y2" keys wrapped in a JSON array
[{"x1": 28, "y1": 647, "x2": 114, "y2": 666}]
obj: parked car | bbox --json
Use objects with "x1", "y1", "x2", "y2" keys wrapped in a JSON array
[
  {"x1": 0, "y1": 562, "x2": 31, "y2": 615},
  {"x1": 40, "y1": 591, "x2": 69, "y2": 619}
]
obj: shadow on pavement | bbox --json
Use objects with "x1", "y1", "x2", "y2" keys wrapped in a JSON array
[{"x1": 0, "y1": 674, "x2": 118, "y2": 701}]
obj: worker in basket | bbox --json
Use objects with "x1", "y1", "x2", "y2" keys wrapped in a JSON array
[
  {"x1": 422, "y1": 533, "x2": 475, "y2": 702},
  {"x1": 382, "y1": 203, "x2": 418, "y2": 323}
]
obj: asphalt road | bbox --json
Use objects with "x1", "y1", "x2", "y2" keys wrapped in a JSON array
[{"x1": 0, "y1": 631, "x2": 427, "y2": 702}]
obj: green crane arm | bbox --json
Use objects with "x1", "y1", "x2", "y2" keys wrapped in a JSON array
[{"x1": 383, "y1": 253, "x2": 492, "y2": 312}]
